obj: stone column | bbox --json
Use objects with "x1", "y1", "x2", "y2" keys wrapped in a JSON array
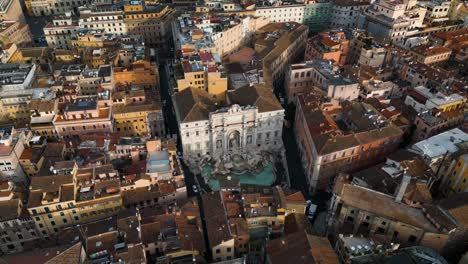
[
  {"x1": 242, "y1": 127, "x2": 247, "y2": 151},
  {"x1": 223, "y1": 128, "x2": 228, "y2": 153}
]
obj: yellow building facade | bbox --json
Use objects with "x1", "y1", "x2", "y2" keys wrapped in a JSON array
[
  {"x1": 75, "y1": 196, "x2": 122, "y2": 223},
  {"x1": 30, "y1": 123, "x2": 57, "y2": 137},
  {"x1": 441, "y1": 153, "x2": 468, "y2": 197},
  {"x1": 207, "y1": 71, "x2": 228, "y2": 103},
  {"x1": 114, "y1": 60, "x2": 159, "y2": 90},
  {"x1": 449, "y1": 0, "x2": 468, "y2": 21},
  {"x1": 124, "y1": 3, "x2": 174, "y2": 52},
  {"x1": 438, "y1": 99, "x2": 466, "y2": 113},
  {"x1": 0, "y1": 43, "x2": 24, "y2": 63},
  {"x1": 0, "y1": 100, "x2": 31, "y2": 127},
  {"x1": 176, "y1": 63, "x2": 228, "y2": 104},
  {"x1": 113, "y1": 103, "x2": 162, "y2": 137},
  {"x1": 28, "y1": 164, "x2": 123, "y2": 237},
  {"x1": 71, "y1": 32, "x2": 106, "y2": 49},
  {"x1": 177, "y1": 71, "x2": 205, "y2": 91}
]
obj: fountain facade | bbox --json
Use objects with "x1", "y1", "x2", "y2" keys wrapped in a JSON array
[
  {"x1": 180, "y1": 104, "x2": 284, "y2": 162},
  {"x1": 173, "y1": 84, "x2": 286, "y2": 189}
]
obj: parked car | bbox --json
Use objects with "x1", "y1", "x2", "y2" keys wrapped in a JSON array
[{"x1": 306, "y1": 202, "x2": 318, "y2": 220}]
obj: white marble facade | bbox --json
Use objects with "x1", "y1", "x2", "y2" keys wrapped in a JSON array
[{"x1": 180, "y1": 104, "x2": 284, "y2": 160}]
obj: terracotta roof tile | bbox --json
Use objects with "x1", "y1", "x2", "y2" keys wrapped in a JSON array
[{"x1": 228, "y1": 84, "x2": 283, "y2": 113}]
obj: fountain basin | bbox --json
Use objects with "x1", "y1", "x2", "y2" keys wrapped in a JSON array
[{"x1": 202, "y1": 162, "x2": 275, "y2": 191}]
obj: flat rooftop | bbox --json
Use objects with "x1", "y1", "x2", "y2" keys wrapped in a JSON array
[
  {"x1": 64, "y1": 98, "x2": 98, "y2": 112},
  {"x1": 0, "y1": 64, "x2": 34, "y2": 86},
  {"x1": 411, "y1": 128, "x2": 468, "y2": 159},
  {"x1": 413, "y1": 86, "x2": 465, "y2": 107}
]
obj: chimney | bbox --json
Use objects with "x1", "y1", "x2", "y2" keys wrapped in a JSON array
[{"x1": 395, "y1": 169, "x2": 410, "y2": 203}]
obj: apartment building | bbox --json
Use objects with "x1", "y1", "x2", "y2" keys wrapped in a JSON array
[
  {"x1": 0, "y1": 182, "x2": 39, "y2": 255},
  {"x1": 0, "y1": 64, "x2": 36, "y2": 126},
  {"x1": 64, "y1": 215, "x2": 146, "y2": 263},
  {"x1": 284, "y1": 60, "x2": 359, "y2": 103},
  {"x1": 201, "y1": 184, "x2": 307, "y2": 262},
  {"x1": 0, "y1": 0, "x2": 25, "y2": 23},
  {"x1": 0, "y1": 64, "x2": 35, "y2": 91},
  {"x1": 0, "y1": 21, "x2": 33, "y2": 48},
  {"x1": 358, "y1": 0, "x2": 426, "y2": 44},
  {"x1": 78, "y1": 5, "x2": 127, "y2": 36},
  {"x1": 329, "y1": 175, "x2": 468, "y2": 256},
  {"x1": 78, "y1": 65, "x2": 114, "y2": 95},
  {"x1": 213, "y1": 185, "x2": 249, "y2": 257},
  {"x1": 72, "y1": 164, "x2": 122, "y2": 222},
  {"x1": 54, "y1": 198, "x2": 204, "y2": 262},
  {"x1": 124, "y1": 2, "x2": 175, "y2": 52},
  {"x1": 19, "y1": 47, "x2": 54, "y2": 65},
  {"x1": 18, "y1": 139, "x2": 46, "y2": 179},
  {"x1": 404, "y1": 85, "x2": 465, "y2": 113},
  {"x1": 114, "y1": 136, "x2": 145, "y2": 161},
  {"x1": 201, "y1": 192, "x2": 235, "y2": 262},
  {"x1": 255, "y1": 4, "x2": 305, "y2": 23},
  {"x1": 418, "y1": 193, "x2": 468, "y2": 258},
  {"x1": 28, "y1": 161, "x2": 122, "y2": 238},
  {"x1": 175, "y1": 52, "x2": 227, "y2": 103},
  {"x1": 330, "y1": 0, "x2": 370, "y2": 29},
  {"x1": 410, "y1": 128, "x2": 468, "y2": 171},
  {"x1": 44, "y1": 15, "x2": 79, "y2": 50},
  {"x1": 267, "y1": 231, "x2": 338, "y2": 264},
  {"x1": 53, "y1": 97, "x2": 113, "y2": 138},
  {"x1": 439, "y1": 150, "x2": 468, "y2": 197},
  {"x1": 347, "y1": 32, "x2": 387, "y2": 68},
  {"x1": 112, "y1": 89, "x2": 164, "y2": 137},
  {"x1": 29, "y1": 91, "x2": 58, "y2": 137},
  {"x1": 27, "y1": 160, "x2": 76, "y2": 238},
  {"x1": 419, "y1": 0, "x2": 451, "y2": 25},
  {"x1": 410, "y1": 45, "x2": 452, "y2": 65},
  {"x1": 413, "y1": 109, "x2": 464, "y2": 142},
  {"x1": 120, "y1": 139, "x2": 186, "y2": 208},
  {"x1": 303, "y1": 0, "x2": 332, "y2": 32},
  {"x1": 174, "y1": 14, "x2": 269, "y2": 58},
  {"x1": 358, "y1": 44, "x2": 387, "y2": 68},
  {"x1": 145, "y1": 142, "x2": 174, "y2": 182},
  {"x1": 448, "y1": 0, "x2": 468, "y2": 21},
  {"x1": 360, "y1": 80, "x2": 400, "y2": 100},
  {"x1": 55, "y1": 63, "x2": 87, "y2": 82},
  {"x1": 305, "y1": 30, "x2": 349, "y2": 66},
  {"x1": 0, "y1": 127, "x2": 29, "y2": 184},
  {"x1": 295, "y1": 95, "x2": 403, "y2": 192},
  {"x1": 431, "y1": 27, "x2": 468, "y2": 47},
  {"x1": 351, "y1": 149, "x2": 435, "y2": 206},
  {"x1": 115, "y1": 36, "x2": 147, "y2": 68},
  {"x1": 113, "y1": 60, "x2": 159, "y2": 90},
  {"x1": 71, "y1": 29, "x2": 112, "y2": 49},
  {"x1": 171, "y1": 0, "x2": 197, "y2": 8},
  {"x1": 241, "y1": 185, "x2": 288, "y2": 237},
  {"x1": 406, "y1": 85, "x2": 465, "y2": 142},
  {"x1": 328, "y1": 180, "x2": 447, "y2": 251},
  {"x1": 0, "y1": 43, "x2": 23, "y2": 64},
  {"x1": 398, "y1": 61, "x2": 454, "y2": 88},
  {"x1": 334, "y1": 235, "x2": 449, "y2": 263},
  {"x1": 29, "y1": 0, "x2": 94, "y2": 16},
  {"x1": 255, "y1": 22, "x2": 308, "y2": 90}
]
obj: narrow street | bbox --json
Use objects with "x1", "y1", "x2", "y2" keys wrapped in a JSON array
[
  {"x1": 159, "y1": 60, "x2": 210, "y2": 259},
  {"x1": 23, "y1": 7, "x2": 49, "y2": 45},
  {"x1": 282, "y1": 121, "x2": 331, "y2": 234},
  {"x1": 158, "y1": 61, "x2": 179, "y2": 139},
  {"x1": 282, "y1": 126, "x2": 311, "y2": 199}
]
